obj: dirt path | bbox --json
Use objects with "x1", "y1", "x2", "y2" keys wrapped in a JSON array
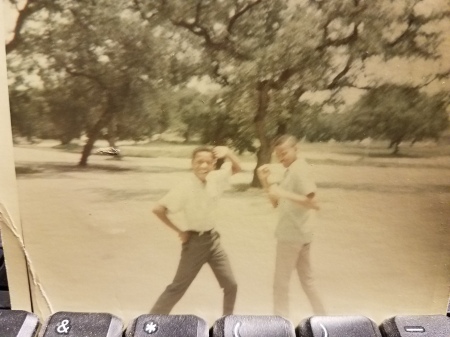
[{"x1": 12, "y1": 145, "x2": 450, "y2": 325}]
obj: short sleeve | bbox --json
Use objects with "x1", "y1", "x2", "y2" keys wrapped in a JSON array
[
  {"x1": 207, "y1": 163, "x2": 232, "y2": 194},
  {"x1": 157, "y1": 183, "x2": 187, "y2": 213},
  {"x1": 293, "y1": 160, "x2": 317, "y2": 196}
]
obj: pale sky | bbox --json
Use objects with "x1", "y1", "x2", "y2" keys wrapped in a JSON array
[{"x1": 2, "y1": 0, "x2": 22, "y2": 42}]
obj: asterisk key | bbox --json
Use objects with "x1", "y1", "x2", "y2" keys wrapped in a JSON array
[{"x1": 145, "y1": 322, "x2": 158, "y2": 334}]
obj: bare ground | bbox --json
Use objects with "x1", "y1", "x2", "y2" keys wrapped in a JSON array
[{"x1": 12, "y1": 143, "x2": 450, "y2": 326}]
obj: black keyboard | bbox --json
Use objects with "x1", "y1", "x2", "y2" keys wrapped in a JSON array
[{"x1": 0, "y1": 310, "x2": 449, "y2": 337}]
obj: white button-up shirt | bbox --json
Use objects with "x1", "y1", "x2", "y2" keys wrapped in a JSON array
[
  {"x1": 158, "y1": 164, "x2": 232, "y2": 232},
  {"x1": 276, "y1": 158, "x2": 317, "y2": 244}
]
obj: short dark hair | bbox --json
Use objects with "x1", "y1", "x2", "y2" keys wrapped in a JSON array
[
  {"x1": 192, "y1": 146, "x2": 214, "y2": 159},
  {"x1": 273, "y1": 134, "x2": 298, "y2": 147}
]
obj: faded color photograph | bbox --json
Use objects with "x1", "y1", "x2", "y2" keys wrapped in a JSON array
[{"x1": 1, "y1": 0, "x2": 450, "y2": 325}]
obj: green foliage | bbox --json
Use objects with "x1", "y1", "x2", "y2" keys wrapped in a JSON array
[
  {"x1": 343, "y1": 85, "x2": 449, "y2": 153},
  {"x1": 114, "y1": 89, "x2": 159, "y2": 142},
  {"x1": 7, "y1": 0, "x2": 200, "y2": 163},
  {"x1": 6, "y1": 0, "x2": 450, "y2": 169},
  {"x1": 9, "y1": 88, "x2": 51, "y2": 141},
  {"x1": 42, "y1": 77, "x2": 102, "y2": 144},
  {"x1": 288, "y1": 103, "x2": 338, "y2": 142},
  {"x1": 177, "y1": 89, "x2": 209, "y2": 142}
]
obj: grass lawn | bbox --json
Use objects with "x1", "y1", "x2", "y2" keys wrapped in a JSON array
[{"x1": 41, "y1": 138, "x2": 450, "y2": 164}]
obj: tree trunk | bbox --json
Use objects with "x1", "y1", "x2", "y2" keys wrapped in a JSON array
[
  {"x1": 107, "y1": 118, "x2": 117, "y2": 148},
  {"x1": 251, "y1": 82, "x2": 271, "y2": 187},
  {"x1": 276, "y1": 121, "x2": 287, "y2": 137},
  {"x1": 183, "y1": 128, "x2": 190, "y2": 143},
  {"x1": 251, "y1": 144, "x2": 273, "y2": 187},
  {"x1": 389, "y1": 136, "x2": 403, "y2": 155},
  {"x1": 79, "y1": 102, "x2": 115, "y2": 166},
  {"x1": 60, "y1": 136, "x2": 72, "y2": 146},
  {"x1": 393, "y1": 142, "x2": 400, "y2": 155}
]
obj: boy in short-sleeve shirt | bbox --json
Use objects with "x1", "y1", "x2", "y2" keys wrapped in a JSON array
[
  {"x1": 258, "y1": 135, "x2": 325, "y2": 319},
  {"x1": 150, "y1": 146, "x2": 241, "y2": 315}
]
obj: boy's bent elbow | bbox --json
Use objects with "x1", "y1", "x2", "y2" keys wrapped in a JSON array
[
  {"x1": 232, "y1": 166, "x2": 242, "y2": 175},
  {"x1": 152, "y1": 204, "x2": 166, "y2": 215}
]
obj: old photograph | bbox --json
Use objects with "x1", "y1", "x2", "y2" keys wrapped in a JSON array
[{"x1": 1, "y1": 0, "x2": 449, "y2": 325}]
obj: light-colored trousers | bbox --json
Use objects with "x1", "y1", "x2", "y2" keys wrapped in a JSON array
[{"x1": 274, "y1": 241, "x2": 326, "y2": 317}]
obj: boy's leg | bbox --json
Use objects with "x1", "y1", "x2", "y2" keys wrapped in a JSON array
[
  {"x1": 296, "y1": 243, "x2": 326, "y2": 315},
  {"x1": 273, "y1": 241, "x2": 299, "y2": 318},
  {"x1": 208, "y1": 232, "x2": 237, "y2": 315},
  {"x1": 150, "y1": 236, "x2": 208, "y2": 314}
]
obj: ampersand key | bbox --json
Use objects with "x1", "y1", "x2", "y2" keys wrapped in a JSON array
[{"x1": 39, "y1": 311, "x2": 123, "y2": 337}]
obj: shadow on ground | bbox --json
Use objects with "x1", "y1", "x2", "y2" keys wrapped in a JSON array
[
  {"x1": 15, "y1": 163, "x2": 189, "y2": 178},
  {"x1": 308, "y1": 158, "x2": 450, "y2": 170},
  {"x1": 84, "y1": 187, "x2": 168, "y2": 202},
  {"x1": 318, "y1": 182, "x2": 450, "y2": 194},
  {"x1": 15, "y1": 163, "x2": 134, "y2": 178},
  {"x1": 225, "y1": 182, "x2": 450, "y2": 197}
]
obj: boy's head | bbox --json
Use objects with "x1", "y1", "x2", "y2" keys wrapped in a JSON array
[
  {"x1": 273, "y1": 135, "x2": 298, "y2": 168},
  {"x1": 191, "y1": 146, "x2": 216, "y2": 182}
]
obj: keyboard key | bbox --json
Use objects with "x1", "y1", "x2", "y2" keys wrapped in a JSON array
[
  {"x1": 0, "y1": 310, "x2": 40, "y2": 337},
  {"x1": 297, "y1": 315, "x2": 382, "y2": 337},
  {"x1": 0, "y1": 291, "x2": 11, "y2": 309},
  {"x1": 39, "y1": 311, "x2": 122, "y2": 337},
  {"x1": 212, "y1": 315, "x2": 295, "y2": 337},
  {"x1": 380, "y1": 315, "x2": 450, "y2": 337},
  {"x1": 125, "y1": 314, "x2": 208, "y2": 337}
]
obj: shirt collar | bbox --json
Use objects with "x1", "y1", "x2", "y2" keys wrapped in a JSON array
[{"x1": 191, "y1": 173, "x2": 207, "y2": 187}]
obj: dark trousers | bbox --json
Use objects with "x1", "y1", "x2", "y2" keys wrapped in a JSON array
[{"x1": 150, "y1": 230, "x2": 237, "y2": 315}]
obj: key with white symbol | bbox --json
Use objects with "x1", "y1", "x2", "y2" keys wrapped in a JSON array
[
  {"x1": 297, "y1": 316, "x2": 382, "y2": 337},
  {"x1": 212, "y1": 315, "x2": 295, "y2": 337},
  {"x1": 0, "y1": 310, "x2": 40, "y2": 337},
  {"x1": 38, "y1": 311, "x2": 122, "y2": 337},
  {"x1": 144, "y1": 321, "x2": 158, "y2": 334},
  {"x1": 380, "y1": 315, "x2": 450, "y2": 337},
  {"x1": 125, "y1": 315, "x2": 208, "y2": 337}
]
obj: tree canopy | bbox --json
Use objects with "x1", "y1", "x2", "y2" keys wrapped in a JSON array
[
  {"x1": 5, "y1": 0, "x2": 450, "y2": 181},
  {"x1": 344, "y1": 85, "x2": 449, "y2": 153}
]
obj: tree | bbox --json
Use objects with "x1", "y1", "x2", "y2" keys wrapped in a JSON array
[
  {"x1": 40, "y1": 76, "x2": 102, "y2": 145},
  {"x1": 178, "y1": 90, "x2": 209, "y2": 143},
  {"x1": 114, "y1": 88, "x2": 173, "y2": 143},
  {"x1": 7, "y1": 0, "x2": 195, "y2": 165},
  {"x1": 56, "y1": 1, "x2": 167, "y2": 165},
  {"x1": 134, "y1": 0, "x2": 450, "y2": 186},
  {"x1": 8, "y1": 86, "x2": 51, "y2": 142},
  {"x1": 200, "y1": 88, "x2": 257, "y2": 153},
  {"x1": 5, "y1": 0, "x2": 61, "y2": 54},
  {"x1": 288, "y1": 103, "x2": 337, "y2": 142},
  {"x1": 343, "y1": 84, "x2": 449, "y2": 154},
  {"x1": 7, "y1": 0, "x2": 450, "y2": 174},
  {"x1": 147, "y1": 87, "x2": 210, "y2": 143}
]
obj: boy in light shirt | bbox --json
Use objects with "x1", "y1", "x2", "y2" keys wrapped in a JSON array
[{"x1": 150, "y1": 146, "x2": 241, "y2": 315}]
